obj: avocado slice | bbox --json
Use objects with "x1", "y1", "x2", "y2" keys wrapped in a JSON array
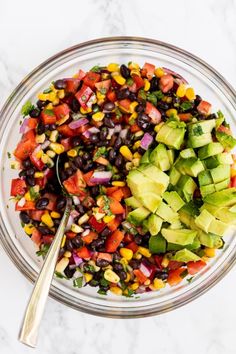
[
  {"x1": 127, "y1": 207, "x2": 150, "y2": 226},
  {"x1": 188, "y1": 119, "x2": 216, "y2": 135},
  {"x1": 169, "y1": 167, "x2": 181, "y2": 186},
  {"x1": 198, "y1": 142, "x2": 224, "y2": 160},
  {"x1": 125, "y1": 196, "x2": 142, "y2": 209},
  {"x1": 182, "y1": 158, "x2": 205, "y2": 177},
  {"x1": 156, "y1": 202, "x2": 179, "y2": 223},
  {"x1": 198, "y1": 231, "x2": 223, "y2": 248},
  {"x1": 140, "y1": 149, "x2": 151, "y2": 164},
  {"x1": 178, "y1": 210, "x2": 192, "y2": 227},
  {"x1": 167, "y1": 149, "x2": 175, "y2": 165},
  {"x1": 195, "y1": 209, "x2": 215, "y2": 233},
  {"x1": 161, "y1": 228, "x2": 197, "y2": 245},
  {"x1": 198, "y1": 170, "x2": 213, "y2": 186},
  {"x1": 180, "y1": 148, "x2": 196, "y2": 159},
  {"x1": 138, "y1": 193, "x2": 162, "y2": 213},
  {"x1": 167, "y1": 236, "x2": 200, "y2": 251},
  {"x1": 172, "y1": 248, "x2": 201, "y2": 262},
  {"x1": 163, "y1": 191, "x2": 185, "y2": 212},
  {"x1": 149, "y1": 235, "x2": 166, "y2": 253},
  {"x1": 217, "y1": 152, "x2": 233, "y2": 165},
  {"x1": 156, "y1": 121, "x2": 186, "y2": 150},
  {"x1": 137, "y1": 164, "x2": 169, "y2": 194},
  {"x1": 201, "y1": 203, "x2": 236, "y2": 224},
  {"x1": 150, "y1": 144, "x2": 171, "y2": 171},
  {"x1": 215, "y1": 178, "x2": 230, "y2": 191},
  {"x1": 208, "y1": 219, "x2": 229, "y2": 236},
  {"x1": 210, "y1": 164, "x2": 230, "y2": 184},
  {"x1": 146, "y1": 214, "x2": 163, "y2": 236},
  {"x1": 200, "y1": 184, "x2": 216, "y2": 197},
  {"x1": 188, "y1": 132, "x2": 213, "y2": 148},
  {"x1": 204, "y1": 188, "x2": 236, "y2": 207},
  {"x1": 216, "y1": 130, "x2": 236, "y2": 150},
  {"x1": 127, "y1": 169, "x2": 166, "y2": 197}
]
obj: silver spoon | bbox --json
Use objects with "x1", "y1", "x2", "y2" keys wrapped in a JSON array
[{"x1": 19, "y1": 156, "x2": 72, "y2": 347}]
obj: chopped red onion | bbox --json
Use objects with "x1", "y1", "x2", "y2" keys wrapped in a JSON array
[
  {"x1": 90, "y1": 171, "x2": 112, "y2": 184},
  {"x1": 19, "y1": 118, "x2": 30, "y2": 134},
  {"x1": 88, "y1": 127, "x2": 100, "y2": 134},
  {"x1": 18, "y1": 197, "x2": 26, "y2": 207},
  {"x1": 140, "y1": 261, "x2": 152, "y2": 277},
  {"x1": 68, "y1": 118, "x2": 88, "y2": 129},
  {"x1": 107, "y1": 128, "x2": 115, "y2": 138},
  {"x1": 70, "y1": 209, "x2": 80, "y2": 219},
  {"x1": 163, "y1": 67, "x2": 188, "y2": 84},
  {"x1": 81, "y1": 229, "x2": 90, "y2": 237},
  {"x1": 41, "y1": 140, "x2": 50, "y2": 150},
  {"x1": 119, "y1": 128, "x2": 128, "y2": 139},
  {"x1": 72, "y1": 196, "x2": 80, "y2": 205},
  {"x1": 65, "y1": 215, "x2": 74, "y2": 231},
  {"x1": 73, "y1": 252, "x2": 83, "y2": 266},
  {"x1": 114, "y1": 124, "x2": 121, "y2": 133},
  {"x1": 82, "y1": 130, "x2": 90, "y2": 139},
  {"x1": 140, "y1": 133, "x2": 153, "y2": 150}
]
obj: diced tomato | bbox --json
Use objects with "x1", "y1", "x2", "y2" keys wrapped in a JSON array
[
  {"x1": 83, "y1": 71, "x2": 101, "y2": 89},
  {"x1": 126, "y1": 241, "x2": 139, "y2": 253},
  {"x1": 27, "y1": 118, "x2": 38, "y2": 129},
  {"x1": 66, "y1": 231, "x2": 77, "y2": 239},
  {"x1": 130, "y1": 124, "x2": 141, "y2": 133},
  {"x1": 83, "y1": 170, "x2": 96, "y2": 186},
  {"x1": 88, "y1": 215, "x2": 106, "y2": 233},
  {"x1": 105, "y1": 187, "x2": 118, "y2": 196},
  {"x1": 121, "y1": 186, "x2": 131, "y2": 198},
  {"x1": 60, "y1": 138, "x2": 72, "y2": 151},
  {"x1": 76, "y1": 246, "x2": 91, "y2": 259},
  {"x1": 14, "y1": 130, "x2": 37, "y2": 161},
  {"x1": 168, "y1": 261, "x2": 184, "y2": 270},
  {"x1": 16, "y1": 200, "x2": 36, "y2": 211},
  {"x1": 82, "y1": 230, "x2": 98, "y2": 244},
  {"x1": 29, "y1": 210, "x2": 44, "y2": 221},
  {"x1": 231, "y1": 176, "x2": 236, "y2": 187},
  {"x1": 43, "y1": 193, "x2": 57, "y2": 211},
  {"x1": 97, "y1": 252, "x2": 113, "y2": 262},
  {"x1": 41, "y1": 109, "x2": 57, "y2": 125},
  {"x1": 145, "y1": 101, "x2": 162, "y2": 124},
  {"x1": 10, "y1": 178, "x2": 27, "y2": 196},
  {"x1": 123, "y1": 233, "x2": 134, "y2": 243},
  {"x1": 105, "y1": 230, "x2": 124, "y2": 253},
  {"x1": 178, "y1": 113, "x2": 192, "y2": 122},
  {"x1": 95, "y1": 79, "x2": 111, "y2": 92},
  {"x1": 217, "y1": 125, "x2": 232, "y2": 135},
  {"x1": 154, "y1": 255, "x2": 163, "y2": 269},
  {"x1": 110, "y1": 188, "x2": 124, "y2": 202},
  {"x1": 107, "y1": 216, "x2": 122, "y2": 231},
  {"x1": 159, "y1": 74, "x2": 174, "y2": 93},
  {"x1": 64, "y1": 78, "x2": 80, "y2": 93},
  {"x1": 118, "y1": 99, "x2": 131, "y2": 113},
  {"x1": 73, "y1": 69, "x2": 86, "y2": 81},
  {"x1": 187, "y1": 260, "x2": 206, "y2": 275},
  {"x1": 143, "y1": 62, "x2": 155, "y2": 79},
  {"x1": 106, "y1": 89, "x2": 116, "y2": 102},
  {"x1": 53, "y1": 103, "x2": 70, "y2": 121},
  {"x1": 63, "y1": 170, "x2": 86, "y2": 196},
  {"x1": 109, "y1": 197, "x2": 125, "y2": 214},
  {"x1": 42, "y1": 235, "x2": 54, "y2": 244},
  {"x1": 167, "y1": 267, "x2": 186, "y2": 286},
  {"x1": 133, "y1": 269, "x2": 147, "y2": 284},
  {"x1": 30, "y1": 147, "x2": 45, "y2": 171},
  {"x1": 31, "y1": 229, "x2": 42, "y2": 246},
  {"x1": 75, "y1": 84, "x2": 94, "y2": 109},
  {"x1": 197, "y1": 100, "x2": 212, "y2": 115},
  {"x1": 127, "y1": 81, "x2": 137, "y2": 93},
  {"x1": 132, "y1": 75, "x2": 144, "y2": 90}
]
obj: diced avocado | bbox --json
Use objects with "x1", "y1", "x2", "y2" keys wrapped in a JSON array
[
  {"x1": 204, "y1": 156, "x2": 220, "y2": 169},
  {"x1": 198, "y1": 142, "x2": 224, "y2": 160},
  {"x1": 156, "y1": 202, "x2": 179, "y2": 223},
  {"x1": 161, "y1": 228, "x2": 197, "y2": 245},
  {"x1": 215, "y1": 111, "x2": 225, "y2": 129},
  {"x1": 210, "y1": 164, "x2": 230, "y2": 184},
  {"x1": 215, "y1": 178, "x2": 230, "y2": 191},
  {"x1": 175, "y1": 158, "x2": 186, "y2": 174},
  {"x1": 177, "y1": 176, "x2": 197, "y2": 202},
  {"x1": 208, "y1": 219, "x2": 229, "y2": 236},
  {"x1": 137, "y1": 164, "x2": 169, "y2": 194},
  {"x1": 198, "y1": 231, "x2": 222, "y2": 248},
  {"x1": 140, "y1": 149, "x2": 151, "y2": 164},
  {"x1": 146, "y1": 214, "x2": 163, "y2": 236},
  {"x1": 167, "y1": 149, "x2": 175, "y2": 165},
  {"x1": 216, "y1": 130, "x2": 236, "y2": 150},
  {"x1": 150, "y1": 144, "x2": 171, "y2": 171},
  {"x1": 188, "y1": 132, "x2": 213, "y2": 148},
  {"x1": 163, "y1": 191, "x2": 185, "y2": 212},
  {"x1": 127, "y1": 169, "x2": 166, "y2": 197},
  {"x1": 182, "y1": 158, "x2": 205, "y2": 177},
  {"x1": 229, "y1": 205, "x2": 236, "y2": 213},
  {"x1": 217, "y1": 152, "x2": 233, "y2": 165},
  {"x1": 149, "y1": 235, "x2": 166, "y2": 253},
  {"x1": 125, "y1": 196, "x2": 142, "y2": 209},
  {"x1": 169, "y1": 219, "x2": 183, "y2": 229},
  {"x1": 169, "y1": 167, "x2": 181, "y2": 186},
  {"x1": 178, "y1": 210, "x2": 192, "y2": 227},
  {"x1": 204, "y1": 188, "x2": 236, "y2": 207},
  {"x1": 201, "y1": 203, "x2": 236, "y2": 224},
  {"x1": 138, "y1": 193, "x2": 162, "y2": 213},
  {"x1": 180, "y1": 148, "x2": 196, "y2": 159},
  {"x1": 200, "y1": 184, "x2": 216, "y2": 197},
  {"x1": 167, "y1": 237, "x2": 200, "y2": 251},
  {"x1": 156, "y1": 121, "x2": 186, "y2": 150},
  {"x1": 172, "y1": 249, "x2": 201, "y2": 262},
  {"x1": 127, "y1": 207, "x2": 150, "y2": 226},
  {"x1": 198, "y1": 170, "x2": 213, "y2": 186},
  {"x1": 188, "y1": 119, "x2": 216, "y2": 135},
  {"x1": 180, "y1": 200, "x2": 202, "y2": 216},
  {"x1": 195, "y1": 209, "x2": 215, "y2": 232}
]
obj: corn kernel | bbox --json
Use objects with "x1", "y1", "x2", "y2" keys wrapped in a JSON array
[
  {"x1": 67, "y1": 149, "x2": 78, "y2": 157},
  {"x1": 176, "y1": 84, "x2": 186, "y2": 98},
  {"x1": 49, "y1": 142, "x2": 65, "y2": 154},
  {"x1": 37, "y1": 93, "x2": 49, "y2": 101},
  {"x1": 133, "y1": 152, "x2": 141, "y2": 159},
  {"x1": 130, "y1": 69, "x2": 141, "y2": 77},
  {"x1": 130, "y1": 282, "x2": 139, "y2": 291},
  {"x1": 129, "y1": 112, "x2": 138, "y2": 120},
  {"x1": 71, "y1": 223, "x2": 83, "y2": 233},
  {"x1": 80, "y1": 107, "x2": 92, "y2": 114},
  {"x1": 41, "y1": 211, "x2": 54, "y2": 228},
  {"x1": 56, "y1": 115, "x2": 70, "y2": 126},
  {"x1": 134, "y1": 131, "x2": 144, "y2": 138},
  {"x1": 51, "y1": 211, "x2": 61, "y2": 219},
  {"x1": 103, "y1": 215, "x2": 115, "y2": 223},
  {"x1": 46, "y1": 150, "x2": 56, "y2": 158},
  {"x1": 129, "y1": 101, "x2": 139, "y2": 113},
  {"x1": 61, "y1": 235, "x2": 66, "y2": 248},
  {"x1": 133, "y1": 140, "x2": 141, "y2": 149},
  {"x1": 104, "y1": 269, "x2": 120, "y2": 283},
  {"x1": 58, "y1": 89, "x2": 65, "y2": 99},
  {"x1": 133, "y1": 252, "x2": 142, "y2": 260},
  {"x1": 36, "y1": 150, "x2": 43, "y2": 159},
  {"x1": 112, "y1": 73, "x2": 126, "y2": 86},
  {"x1": 84, "y1": 273, "x2": 93, "y2": 283},
  {"x1": 107, "y1": 63, "x2": 119, "y2": 72},
  {"x1": 161, "y1": 256, "x2": 169, "y2": 268},
  {"x1": 55, "y1": 257, "x2": 69, "y2": 273},
  {"x1": 46, "y1": 103, "x2": 53, "y2": 110},
  {"x1": 120, "y1": 258, "x2": 128, "y2": 267},
  {"x1": 24, "y1": 224, "x2": 34, "y2": 235},
  {"x1": 128, "y1": 62, "x2": 140, "y2": 70},
  {"x1": 144, "y1": 279, "x2": 151, "y2": 286},
  {"x1": 49, "y1": 130, "x2": 59, "y2": 142},
  {"x1": 96, "y1": 91, "x2": 106, "y2": 101},
  {"x1": 64, "y1": 251, "x2": 72, "y2": 258},
  {"x1": 166, "y1": 96, "x2": 172, "y2": 104},
  {"x1": 144, "y1": 79, "x2": 151, "y2": 91},
  {"x1": 154, "y1": 122, "x2": 164, "y2": 133},
  {"x1": 204, "y1": 248, "x2": 216, "y2": 258},
  {"x1": 34, "y1": 172, "x2": 44, "y2": 178},
  {"x1": 110, "y1": 286, "x2": 122, "y2": 295},
  {"x1": 64, "y1": 162, "x2": 70, "y2": 169},
  {"x1": 185, "y1": 87, "x2": 196, "y2": 101},
  {"x1": 120, "y1": 146, "x2": 133, "y2": 161},
  {"x1": 166, "y1": 108, "x2": 178, "y2": 118},
  {"x1": 124, "y1": 272, "x2": 130, "y2": 283},
  {"x1": 138, "y1": 246, "x2": 151, "y2": 258},
  {"x1": 92, "y1": 111, "x2": 105, "y2": 122},
  {"x1": 52, "y1": 98, "x2": 60, "y2": 106},
  {"x1": 132, "y1": 158, "x2": 140, "y2": 167},
  {"x1": 36, "y1": 133, "x2": 46, "y2": 144},
  {"x1": 112, "y1": 181, "x2": 126, "y2": 187},
  {"x1": 120, "y1": 248, "x2": 133, "y2": 261},
  {"x1": 153, "y1": 278, "x2": 165, "y2": 290},
  {"x1": 78, "y1": 213, "x2": 89, "y2": 225},
  {"x1": 154, "y1": 67, "x2": 165, "y2": 78},
  {"x1": 125, "y1": 162, "x2": 133, "y2": 171},
  {"x1": 41, "y1": 153, "x2": 49, "y2": 164},
  {"x1": 24, "y1": 192, "x2": 32, "y2": 201}
]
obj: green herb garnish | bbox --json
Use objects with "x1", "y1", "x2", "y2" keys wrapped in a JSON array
[
  {"x1": 115, "y1": 107, "x2": 122, "y2": 119},
  {"x1": 7, "y1": 152, "x2": 11, "y2": 159},
  {"x1": 138, "y1": 89, "x2": 146, "y2": 100},
  {"x1": 180, "y1": 101, "x2": 194, "y2": 112},
  {"x1": 193, "y1": 125, "x2": 203, "y2": 136},
  {"x1": 29, "y1": 187, "x2": 40, "y2": 200},
  {"x1": 100, "y1": 87, "x2": 107, "y2": 95},
  {"x1": 44, "y1": 109, "x2": 55, "y2": 116},
  {"x1": 102, "y1": 195, "x2": 112, "y2": 216},
  {"x1": 43, "y1": 88, "x2": 52, "y2": 94},
  {"x1": 36, "y1": 244, "x2": 50, "y2": 258},
  {"x1": 146, "y1": 93, "x2": 157, "y2": 106},
  {"x1": 187, "y1": 277, "x2": 194, "y2": 283},
  {"x1": 21, "y1": 101, "x2": 34, "y2": 117},
  {"x1": 73, "y1": 276, "x2": 83, "y2": 288},
  {"x1": 153, "y1": 90, "x2": 164, "y2": 100},
  {"x1": 90, "y1": 65, "x2": 101, "y2": 73},
  {"x1": 93, "y1": 146, "x2": 107, "y2": 161},
  {"x1": 55, "y1": 271, "x2": 69, "y2": 280},
  {"x1": 100, "y1": 278, "x2": 109, "y2": 287},
  {"x1": 126, "y1": 78, "x2": 134, "y2": 86},
  {"x1": 97, "y1": 288, "x2": 107, "y2": 295}
]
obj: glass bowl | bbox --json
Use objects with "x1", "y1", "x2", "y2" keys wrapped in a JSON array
[{"x1": 0, "y1": 37, "x2": 236, "y2": 318}]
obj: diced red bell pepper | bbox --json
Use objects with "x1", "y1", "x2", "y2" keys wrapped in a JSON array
[
  {"x1": 83, "y1": 170, "x2": 96, "y2": 186},
  {"x1": 97, "y1": 252, "x2": 113, "y2": 262},
  {"x1": 159, "y1": 74, "x2": 174, "y2": 93},
  {"x1": 130, "y1": 124, "x2": 141, "y2": 133},
  {"x1": 15, "y1": 200, "x2": 36, "y2": 211},
  {"x1": 66, "y1": 231, "x2": 77, "y2": 239},
  {"x1": 123, "y1": 233, "x2": 134, "y2": 243},
  {"x1": 168, "y1": 261, "x2": 184, "y2": 270},
  {"x1": 63, "y1": 170, "x2": 87, "y2": 196},
  {"x1": 75, "y1": 84, "x2": 94, "y2": 109},
  {"x1": 73, "y1": 69, "x2": 86, "y2": 81},
  {"x1": 217, "y1": 125, "x2": 232, "y2": 135},
  {"x1": 42, "y1": 235, "x2": 54, "y2": 244},
  {"x1": 143, "y1": 62, "x2": 155, "y2": 79},
  {"x1": 106, "y1": 187, "x2": 119, "y2": 195},
  {"x1": 10, "y1": 178, "x2": 27, "y2": 196},
  {"x1": 82, "y1": 230, "x2": 98, "y2": 244},
  {"x1": 41, "y1": 109, "x2": 57, "y2": 125},
  {"x1": 109, "y1": 197, "x2": 125, "y2": 215},
  {"x1": 178, "y1": 113, "x2": 192, "y2": 122},
  {"x1": 64, "y1": 78, "x2": 80, "y2": 93},
  {"x1": 110, "y1": 188, "x2": 124, "y2": 202},
  {"x1": 121, "y1": 186, "x2": 131, "y2": 198},
  {"x1": 197, "y1": 100, "x2": 212, "y2": 115},
  {"x1": 105, "y1": 230, "x2": 124, "y2": 253},
  {"x1": 27, "y1": 118, "x2": 38, "y2": 129},
  {"x1": 154, "y1": 255, "x2": 163, "y2": 270},
  {"x1": 31, "y1": 229, "x2": 42, "y2": 246},
  {"x1": 53, "y1": 103, "x2": 70, "y2": 121},
  {"x1": 145, "y1": 101, "x2": 162, "y2": 124},
  {"x1": 187, "y1": 260, "x2": 206, "y2": 275},
  {"x1": 126, "y1": 241, "x2": 139, "y2": 253},
  {"x1": 88, "y1": 215, "x2": 106, "y2": 233},
  {"x1": 167, "y1": 267, "x2": 186, "y2": 286},
  {"x1": 14, "y1": 130, "x2": 37, "y2": 161},
  {"x1": 107, "y1": 216, "x2": 122, "y2": 232},
  {"x1": 83, "y1": 72, "x2": 101, "y2": 89},
  {"x1": 231, "y1": 176, "x2": 236, "y2": 187},
  {"x1": 106, "y1": 89, "x2": 116, "y2": 102},
  {"x1": 132, "y1": 75, "x2": 144, "y2": 90},
  {"x1": 29, "y1": 210, "x2": 44, "y2": 221},
  {"x1": 118, "y1": 99, "x2": 131, "y2": 113},
  {"x1": 57, "y1": 124, "x2": 78, "y2": 137},
  {"x1": 133, "y1": 269, "x2": 147, "y2": 284},
  {"x1": 77, "y1": 246, "x2": 91, "y2": 259}
]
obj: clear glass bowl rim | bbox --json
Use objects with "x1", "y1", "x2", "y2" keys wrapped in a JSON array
[{"x1": 0, "y1": 36, "x2": 236, "y2": 318}]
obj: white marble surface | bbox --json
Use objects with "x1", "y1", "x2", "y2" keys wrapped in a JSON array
[{"x1": 0, "y1": 0, "x2": 236, "y2": 353}]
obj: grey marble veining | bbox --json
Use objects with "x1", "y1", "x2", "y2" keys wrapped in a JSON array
[{"x1": 0, "y1": 0, "x2": 236, "y2": 353}]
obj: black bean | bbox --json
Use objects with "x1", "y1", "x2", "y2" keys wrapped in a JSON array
[
  {"x1": 172, "y1": 96, "x2": 180, "y2": 107},
  {"x1": 29, "y1": 109, "x2": 40, "y2": 118},
  {"x1": 49, "y1": 124, "x2": 57, "y2": 131},
  {"x1": 100, "y1": 227, "x2": 112, "y2": 238},
  {"x1": 90, "y1": 185, "x2": 99, "y2": 197},
  {"x1": 90, "y1": 134, "x2": 99, "y2": 143},
  {"x1": 35, "y1": 197, "x2": 49, "y2": 210},
  {"x1": 59, "y1": 171, "x2": 67, "y2": 182},
  {"x1": 54, "y1": 79, "x2": 66, "y2": 90},
  {"x1": 36, "y1": 121, "x2": 45, "y2": 135},
  {"x1": 83, "y1": 160, "x2": 94, "y2": 173},
  {"x1": 137, "y1": 113, "x2": 151, "y2": 131},
  {"x1": 103, "y1": 102, "x2": 115, "y2": 112},
  {"x1": 113, "y1": 263, "x2": 123, "y2": 271},
  {"x1": 56, "y1": 197, "x2": 66, "y2": 210},
  {"x1": 26, "y1": 168, "x2": 35, "y2": 176},
  {"x1": 198, "y1": 114, "x2": 206, "y2": 121},
  {"x1": 194, "y1": 94, "x2": 202, "y2": 107},
  {"x1": 129, "y1": 259, "x2": 140, "y2": 269},
  {"x1": 99, "y1": 286, "x2": 109, "y2": 293},
  {"x1": 72, "y1": 236, "x2": 83, "y2": 248},
  {"x1": 97, "y1": 246, "x2": 106, "y2": 252},
  {"x1": 113, "y1": 252, "x2": 121, "y2": 262},
  {"x1": 97, "y1": 140, "x2": 109, "y2": 147},
  {"x1": 96, "y1": 258, "x2": 110, "y2": 267},
  {"x1": 116, "y1": 88, "x2": 130, "y2": 100},
  {"x1": 120, "y1": 64, "x2": 130, "y2": 78},
  {"x1": 71, "y1": 97, "x2": 80, "y2": 112},
  {"x1": 137, "y1": 147, "x2": 146, "y2": 155},
  {"x1": 90, "y1": 238, "x2": 104, "y2": 250},
  {"x1": 69, "y1": 161, "x2": 78, "y2": 173},
  {"x1": 19, "y1": 170, "x2": 26, "y2": 178},
  {"x1": 36, "y1": 100, "x2": 48, "y2": 109},
  {"x1": 26, "y1": 176, "x2": 35, "y2": 187},
  {"x1": 22, "y1": 158, "x2": 31, "y2": 169},
  {"x1": 72, "y1": 136, "x2": 81, "y2": 147},
  {"x1": 108, "y1": 148, "x2": 117, "y2": 163},
  {"x1": 157, "y1": 101, "x2": 169, "y2": 110},
  {"x1": 73, "y1": 156, "x2": 82, "y2": 169},
  {"x1": 115, "y1": 154, "x2": 124, "y2": 168},
  {"x1": 104, "y1": 117, "x2": 115, "y2": 128},
  {"x1": 118, "y1": 270, "x2": 127, "y2": 281},
  {"x1": 77, "y1": 204, "x2": 85, "y2": 214},
  {"x1": 114, "y1": 136, "x2": 122, "y2": 150},
  {"x1": 65, "y1": 168, "x2": 74, "y2": 177},
  {"x1": 89, "y1": 279, "x2": 99, "y2": 287},
  {"x1": 83, "y1": 152, "x2": 91, "y2": 161},
  {"x1": 64, "y1": 266, "x2": 76, "y2": 279},
  {"x1": 20, "y1": 211, "x2": 31, "y2": 224},
  {"x1": 44, "y1": 124, "x2": 50, "y2": 131},
  {"x1": 129, "y1": 93, "x2": 137, "y2": 101},
  {"x1": 150, "y1": 77, "x2": 159, "y2": 91},
  {"x1": 38, "y1": 225, "x2": 51, "y2": 235},
  {"x1": 53, "y1": 219, "x2": 61, "y2": 227},
  {"x1": 134, "y1": 235, "x2": 142, "y2": 245},
  {"x1": 100, "y1": 127, "x2": 108, "y2": 140},
  {"x1": 156, "y1": 271, "x2": 168, "y2": 281},
  {"x1": 135, "y1": 104, "x2": 145, "y2": 113},
  {"x1": 93, "y1": 272, "x2": 102, "y2": 281}
]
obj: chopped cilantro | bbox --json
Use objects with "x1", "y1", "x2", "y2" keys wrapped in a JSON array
[
  {"x1": 180, "y1": 101, "x2": 194, "y2": 112},
  {"x1": 21, "y1": 101, "x2": 34, "y2": 117},
  {"x1": 29, "y1": 187, "x2": 40, "y2": 200},
  {"x1": 97, "y1": 288, "x2": 107, "y2": 295},
  {"x1": 20, "y1": 221, "x2": 25, "y2": 228},
  {"x1": 193, "y1": 125, "x2": 203, "y2": 136},
  {"x1": 73, "y1": 276, "x2": 83, "y2": 288},
  {"x1": 138, "y1": 89, "x2": 146, "y2": 100},
  {"x1": 7, "y1": 152, "x2": 11, "y2": 159},
  {"x1": 153, "y1": 90, "x2": 164, "y2": 100},
  {"x1": 126, "y1": 78, "x2": 134, "y2": 86},
  {"x1": 102, "y1": 195, "x2": 112, "y2": 216},
  {"x1": 43, "y1": 88, "x2": 52, "y2": 94},
  {"x1": 99, "y1": 186, "x2": 106, "y2": 195},
  {"x1": 124, "y1": 288, "x2": 134, "y2": 298},
  {"x1": 217, "y1": 110, "x2": 224, "y2": 120},
  {"x1": 93, "y1": 146, "x2": 107, "y2": 161},
  {"x1": 146, "y1": 93, "x2": 157, "y2": 106},
  {"x1": 187, "y1": 277, "x2": 194, "y2": 283},
  {"x1": 115, "y1": 107, "x2": 122, "y2": 119},
  {"x1": 100, "y1": 87, "x2": 107, "y2": 95},
  {"x1": 90, "y1": 65, "x2": 101, "y2": 73},
  {"x1": 180, "y1": 270, "x2": 188, "y2": 279},
  {"x1": 36, "y1": 244, "x2": 50, "y2": 258},
  {"x1": 100, "y1": 278, "x2": 109, "y2": 287},
  {"x1": 55, "y1": 271, "x2": 69, "y2": 280},
  {"x1": 83, "y1": 264, "x2": 95, "y2": 273},
  {"x1": 44, "y1": 109, "x2": 55, "y2": 116}
]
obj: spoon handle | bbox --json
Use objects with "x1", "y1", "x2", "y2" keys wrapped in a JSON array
[{"x1": 19, "y1": 198, "x2": 72, "y2": 347}]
